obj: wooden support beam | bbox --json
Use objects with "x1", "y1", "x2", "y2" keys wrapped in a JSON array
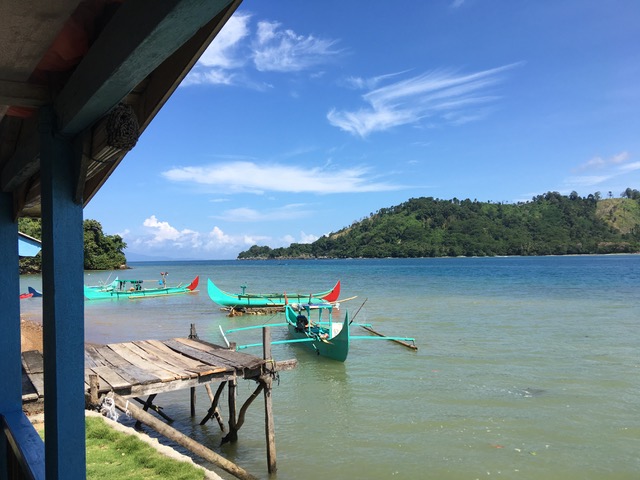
[
  {"x1": 134, "y1": 394, "x2": 157, "y2": 429},
  {"x1": 132, "y1": 396, "x2": 173, "y2": 424},
  {"x1": 201, "y1": 382, "x2": 226, "y2": 430},
  {"x1": 81, "y1": 0, "x2": 243, "y2": 207},
  {"x1": 39, "y1": 105, "x2": 86, "y2": 479},
  {"x1": 0, "y1": 193, "x2": 20, "y2": 410},
  {"x1": 226, "y1": 378, "x2": 237, "y2": 443},
  {"x1": 227, "y1": 383, "x2": 263, "y2": 438},
  {"x1": 0, "y1": 129, "x2": 39, "y2": 193},
  {"x1": 74, "y1": 133, "x2": 91, "y2": 204},
  {"x1": 55, "y1": 0, "x2": 236, "y2": 136},
  {"x1": 111, "y1": 393, "x2": 257, "y2": 480},
  {"x1": 0, "y1": 80, "x2": 51, "y2": 108},
  {"x1": 262, "y1": 327, "x2": 277, "y2": 474}
]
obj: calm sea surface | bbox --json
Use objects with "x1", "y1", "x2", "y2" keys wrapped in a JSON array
[{"x1": 19, "y1": 256, "x2": 640, "y2": 479}]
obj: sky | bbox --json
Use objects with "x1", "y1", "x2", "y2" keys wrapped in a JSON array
[{"x1": 83, "y1": 0, "x2": 640, "y2": 260}]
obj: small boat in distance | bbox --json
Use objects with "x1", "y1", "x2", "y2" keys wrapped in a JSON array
[
  {"x1": 207, "y1": 279, "x2": 340, "y2": 309},
  {"x1": 27, "y1": 286, "x2": 43, "y2": 297},
  {"x1": 19, "y1": 286, "x2": 43, "y2": 299},
  {"x1": 84, "y1": 275, "x2": 199, "y2": 300}
]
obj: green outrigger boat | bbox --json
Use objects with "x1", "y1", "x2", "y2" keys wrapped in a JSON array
[
  {"x1": 84, "y1": 275, "x2": 199, "y2": 300},
  {"x1": 222, "y1": 302, "x2": 417, "y2": 362},
  {"x1": 207, "y1": 278, "x2": 340, "y2": 309}
]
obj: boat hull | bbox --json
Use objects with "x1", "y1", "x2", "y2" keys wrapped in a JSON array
[
  {"x1": 84, "y1": 276, "x2": 199, "y2": 300},
  {"x1": 207, "y1": 278, "x2": 340, "y2": 308},
  {"x1": 284, "y1": 305, "x2": 350, "y2": 362}
]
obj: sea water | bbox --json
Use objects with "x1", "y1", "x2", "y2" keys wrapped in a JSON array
[{"x1": 19, "y1": 255, "x2": 640, "y2": 479}]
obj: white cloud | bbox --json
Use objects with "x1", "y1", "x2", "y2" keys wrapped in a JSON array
[
  {"x1": 328, "y1": 63, "x2": 522, "y2": 137},
  {"x1": 182, "y1": 14, "x2": 340, "y2": 86},
  {"x1": 200, "y1": 15, "x2": 250, "y2": 69},
  {"x1": 141, "y1": 216, "x2": 202, "y2": 250},
  {"x1": 128, "y1": 216, "x2": 261, "y2": 258},
  {"x1": 275, "y1": 231, "x2": 319, "y2": 248},
  {"x1": 162, "y1": 161, "x2": 404, "y2": 193},
  {"x1": 575, "y1": 151, "x2": 630, "y2": 172},
  {"x1": 213, "y1": 203, "x2": 313, "y2": 223},
  {"x1": 252, "y1": 21, "x2": 341, "y2": 72},
  {"x1": 619, "y1": 161, "x2": 640, "y2": 173},
  {"x1": 563, "y1": 153, "x2": 638, "y2": 190},
  {"x1": 299, "y1": 231, "x2": 319, "y2": 243},
  {"x1": 563, "y1": 175, "x2": 613, "y2": 188},
  {"x1": 182, "y1": 14, "x2": 250, "y2": 86},
  {"x1": 120, "y1": 212, "x2": 328, "y2": 259}
]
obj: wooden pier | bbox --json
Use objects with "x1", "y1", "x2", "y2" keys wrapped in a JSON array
[{"x1": 22, "y1": 327, "x2": 296, "y2": 479}]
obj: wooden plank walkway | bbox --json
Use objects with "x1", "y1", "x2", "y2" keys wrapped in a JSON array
[{"x1": 22, "y1": 337, "x2": 267, "y2": 402}]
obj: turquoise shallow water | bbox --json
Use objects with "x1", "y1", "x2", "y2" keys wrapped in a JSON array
[{"x1": 20, "y1": 255, "x2": 640, "y2": 479}]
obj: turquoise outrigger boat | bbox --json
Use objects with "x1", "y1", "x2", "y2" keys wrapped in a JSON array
[
  {"x1": 84, "y1": 275, "x2": 199, "y2": 300},
  {"x1": 207, "y1": 278, "x2": 340, "y2": 309},
  {"x1": 222, "y1": 302, "x2": 417, "y2": 362}
]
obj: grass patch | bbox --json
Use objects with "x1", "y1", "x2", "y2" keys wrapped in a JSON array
[{"x1": 37, "y1": 416, "x2": 206, "y2": 479}]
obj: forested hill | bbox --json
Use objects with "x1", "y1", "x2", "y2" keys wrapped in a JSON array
[{"x1": 239, "y1": 190, "x2": 640, "y2": 259}]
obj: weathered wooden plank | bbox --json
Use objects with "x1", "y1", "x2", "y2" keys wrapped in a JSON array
[
  {"x1": 84, "y1": 345, "x2": 110, "y2": 367},
  {"x1": 126, "y1": 373, "x2": 236, "y2": 398},
  {"x1": 93, "y1": 345, "x2": 160, "y2": 385},
  {"x1": 118, "y1": 342, "x2": 194, "y2": 380},
  {"x1": 172, "y1": 338, "x2": 264, "y2": 370},
  {"x1": 27, "y1": 373, "x2": 44, "y2": 398},
  {"x1": 134, "y1": 340, "x2": 219, "y2": 376},
  {"x1": 84, "y1": 349, "x2": 99, "y2": 368},
  {"x1": 21, "y1": 366, "x2": 38, "y2": 401},
  {"x1": 21, "y1": 350, "x2": 44, "y2": 374},
  {"x1": 163, "y1": 339, "x2": 242, "y2": 371},
  {"x1": 128, "y1": 341, "x2": 202, "y2": 379},
  {"x1": 139, "y1": 339, "x2": 212, "y2": 371},
  {"x1": 90, "y1": 365, "x2": 131, "y2": 391},
  {"x1": 107, "y1": 343, "x2": 178, "y2": 382}
]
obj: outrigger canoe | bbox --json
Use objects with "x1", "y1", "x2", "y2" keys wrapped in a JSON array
[
  {"x1": 207, "y1": 278, "x2": 340, "y2": 309},
  {"x1": 285, "y1": 303, "x2": 350, "y2": 361},
  {"x1": 222, "y1": 301, "x2": 417, "y2": 362},
  {"x1": 84, "y1": 275, "x2": 199, "y2": 300}
]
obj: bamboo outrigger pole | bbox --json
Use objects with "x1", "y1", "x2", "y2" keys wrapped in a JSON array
[
  {"x1": 349, "y1": 298, "x2": 418, "y2": 351},
  {"x1": 349, "y1": 298, "x2": 368, "y2": 324},
  {"x1": 358, "y1": 325, "x2": 418, "y2": 350}
]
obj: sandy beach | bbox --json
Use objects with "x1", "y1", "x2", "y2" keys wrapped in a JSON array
[{"x1": 20, "y1": 316, "x2": 43, "y2": 353}]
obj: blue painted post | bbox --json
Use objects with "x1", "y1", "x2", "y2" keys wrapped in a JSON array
[
  {"x1": 0, "y1": 193, "x2": 21, "y2": 474},
  {"x1": 39, "y1": 106, "x2": 87, "y2": 479}
]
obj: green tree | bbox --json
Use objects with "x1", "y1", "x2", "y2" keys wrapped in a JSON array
[
  {"x1": 18, "y1": 218, "x2": 127, "y2": 273},
  {"x1": 238, "y1": 189, "x2": 640, "y2": 259},
  {"x1": 83, "y1": 219, "x2": 127, "y2": 270}
]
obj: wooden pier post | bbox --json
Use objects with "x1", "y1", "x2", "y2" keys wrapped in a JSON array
[
  {"x1": 189, "y1": 324, "x2": 198, "y2": 417},
  {"x1": 262, "y1": 327, "x2": 277, "y2": 474},
  {"x1": 89, "y1": 374, "x2": 99, "y2": 406},
  {"x1": 227, "y1": 377, "x2": 238, "y2": 442}
]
